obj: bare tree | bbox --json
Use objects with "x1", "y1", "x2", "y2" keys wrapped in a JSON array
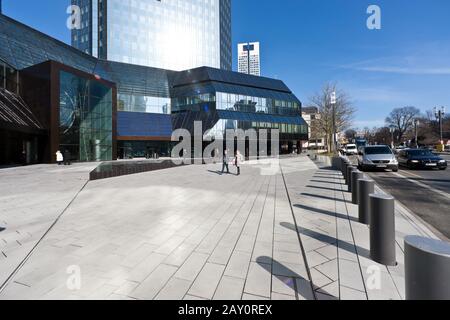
[
  {"x1": 385, "y1": 107, "x2": 421, "y2": 143},
  {"x1": 309, "y1": 83, "x2": 356, "y2": 152},
  {"x1": 372, "y1": 127, "x2": 392, "y2": 145},
  {"x1": 416, "y1": 111, "x2": 450, "y2": 145},
  {"x1": 345, "y1": 129, "x2": 358, "y2": 141}
]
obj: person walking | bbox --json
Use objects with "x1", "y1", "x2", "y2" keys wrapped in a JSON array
[
  {"x1": 56, "y1": 150, "x2": 64, "y2": 165},
  {"x1": 64, "y1": 149, "x2": 71, "y2": 166},
  {"x1": 21, "y1": 150, "x2": 27, "y2": 166},
  {"x1": 222, "y1": 149, "x2": 230, "y2": 174},
  {"x1": 235, "y1": 150, "x2": 243, "y2": 176}
]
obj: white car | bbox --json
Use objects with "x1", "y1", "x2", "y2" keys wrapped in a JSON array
[{"x1": 345, "y1": 144, "x2": 358, "y2": 155}]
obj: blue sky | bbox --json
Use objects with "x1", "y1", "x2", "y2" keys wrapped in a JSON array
[{"x1": 3, "y1": 0, "x2": 450, "y2": 129}]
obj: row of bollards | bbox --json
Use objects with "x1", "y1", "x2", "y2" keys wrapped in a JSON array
[
  {"x1": 339, "y1": 157, "x2": 450, "y2": 300},
  {"x1": 340, "y1": 159, "x2": 396, "y2": 265},
  {"x1": 340, "y1": 158, "x2": 396, "y2": 266}
]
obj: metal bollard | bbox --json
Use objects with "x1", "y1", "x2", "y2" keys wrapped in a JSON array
[
  {"x1": 342, "y1": 161, "x2": 348, "y2": 179},
  {"x1": 342, "y1": 160, "x2": 348, "y2": 176},
  {"x1": 351, "y1": 171, "x2": 364, "y2": 204},
  {"x1": 358, "y1": 179, "x2": 375, "y2": 225},
  {"x1": 345, "y1": 164, "x2": 356, "y2": 185},
  {"x1": 369, "y1": 194, "x2": 396, "y2": 266},
  {"x1": 405, "y1": 236, "x2": 450, "y2": 300},
  {"x1": 346, "y1": 166, "x2": 356, "y2": 189}
]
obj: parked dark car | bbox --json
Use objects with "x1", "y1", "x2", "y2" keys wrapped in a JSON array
[{"x1": 397, "y1": 149, "x2": 447, "y2": 170}]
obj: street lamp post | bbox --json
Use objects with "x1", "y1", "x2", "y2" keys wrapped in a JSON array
[
  {"x1": 414, "y1": 119, "x2": 420, "y2": 148},
  {"x1": 434, "y1": 107, "x2": 446, "y2": 147},
  {"x1": 331, "y1": 91, "x2": 337, "y2": 154}
]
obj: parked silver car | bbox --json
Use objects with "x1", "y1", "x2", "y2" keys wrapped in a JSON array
[{"x1": 358, "y1": 145, "x2": 399, "y2": 172}]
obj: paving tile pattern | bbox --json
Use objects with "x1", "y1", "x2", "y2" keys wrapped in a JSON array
[{"x1": 0, "y1": 157, "x2": 440, "y2": 300}]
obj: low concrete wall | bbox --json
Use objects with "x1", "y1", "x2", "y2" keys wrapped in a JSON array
[{"x1": 313, "y1": 155, "x2": 342, "y2": 170}]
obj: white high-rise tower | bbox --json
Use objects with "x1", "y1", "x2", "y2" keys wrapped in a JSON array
[{"x1": 238, "y1": 42, "x2": 260, "y2": 76}]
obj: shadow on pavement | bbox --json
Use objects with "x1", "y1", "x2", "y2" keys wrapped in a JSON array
[
  {"x1": 306, "y1": 185, "x2": 341, "y2": 193},
  {"x1": 280, "y1": 222, "x2": 371, "y2": 260},
  {"x1": 294, "y1": 203, "x2": 359, "y2": 223},
  {"x1": 312, "y1": 174, "x2": 341, "y2": 179},
  {"x1": 300, "y1": 193, "x2": 350, "y2": 204},
  {"x1": 314, "y1": 167, "x2": 336, "y2": 171},
  {"x1": 310, "y1": 180, "x2": 346, "y2": 186},
  {"x1": 255, "y1": 256, "x2": 338, "y2": 300}
]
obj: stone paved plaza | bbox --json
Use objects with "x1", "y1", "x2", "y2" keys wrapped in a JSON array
[{"x1": 0, "y1": 156, "x2": 440, "y2": 300}]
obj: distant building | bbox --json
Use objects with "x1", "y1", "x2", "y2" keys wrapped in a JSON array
[
  {"x1": 238, "y1": 42, "x2": 260, "y2": 76},
  {"x1": 302, "y1": 107, "x2": 326, "y2": 150}
]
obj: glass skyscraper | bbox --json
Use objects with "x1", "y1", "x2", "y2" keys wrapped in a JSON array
[{"x1": 71, "y1": 0, "x2": 232, "y2": 71}]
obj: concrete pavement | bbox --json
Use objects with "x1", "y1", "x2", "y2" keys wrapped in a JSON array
[
  {"x1": 0, "y1": 163, "x2": 97, "y2": 289},
  {"x1": 0, "y1": 156, "x2": 442, "y2": 300}
]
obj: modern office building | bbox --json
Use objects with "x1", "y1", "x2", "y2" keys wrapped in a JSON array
[
  {"x1": 0, "y1": 13, "x2": 307, "y2": 165},
  {"x1": 71, "y1": 0, "x2": 232, "y2": 71},
  {"x1": 238, "y1": 42, "x2": 260, "y2": 76}
]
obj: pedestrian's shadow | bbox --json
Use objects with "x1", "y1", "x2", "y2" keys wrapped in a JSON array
[
  {"x1": 207, "y1": 170, "x2": 224, "y2": 176},
  {"x1": 256, "y1": 256, "x2": 338, "y2": 300},
  {"x1": 280, "y1": 222, "x2": 371, "y2": 260}
]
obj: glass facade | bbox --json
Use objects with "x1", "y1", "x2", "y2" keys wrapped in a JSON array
[
  {"x1": 118, "y1": 141, "x2": 173, "y2": 159},
  {"x1": 0, "y1": 60, "x2": 19, "y2": 94},
  {"x1": 219, "y1": 0, "x2": 232, "y2": 70},
  {"x1": 59, "y1": 70, "x2": 113, "y2": 161},
  {"x1": 118, "y1": 94, "x2": 170, "y2": 114},
  {"x1": 71, "y1": 0, "x2": 232, "y2": 71},
  {"x1": 71, "y1": 0, "x2": 93, "y2": 55},
  {"x1": 106, "y1": 0, "x2": 221, "y2": 70},
  {"x1": 205, "y1": 118, "x2": 307, "y2": 141},
  {"x1": 170, "y1": 68, "x2": 308, "y2": 146},
  {"x1": 216, "y1": 92, "x2": 300, "y2": 116},
  {"x1": 172, "y1": 92, "x2": 301, "y2": 117}
]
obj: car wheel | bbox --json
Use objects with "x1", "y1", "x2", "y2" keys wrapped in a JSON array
[
  {"x1": 439, "y1": 168, "x2": 447, "y2": 171},
  {"x1": 393, "y1": 168, "x2": 399, "y2": 173}
]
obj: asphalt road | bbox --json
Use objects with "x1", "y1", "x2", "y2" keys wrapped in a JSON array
[
  {"x1": 347, "y1": 155, "x2": 450, "y2": 239},
  {"x1": 440, "y1": 154, "x2": 450, "y2": 163}
]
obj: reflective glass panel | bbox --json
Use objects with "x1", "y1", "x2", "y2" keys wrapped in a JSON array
[{"x1": 59, "y1": 70, "x2": 113, "y2": 162}]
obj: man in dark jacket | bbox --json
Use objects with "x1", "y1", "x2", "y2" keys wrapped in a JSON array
[
  {"x1": 64, "y1": 150, "x2": 72, "y2": 165},
  {"x1": 222, "y1": 149, "x2": 230, "y2": 174}
]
